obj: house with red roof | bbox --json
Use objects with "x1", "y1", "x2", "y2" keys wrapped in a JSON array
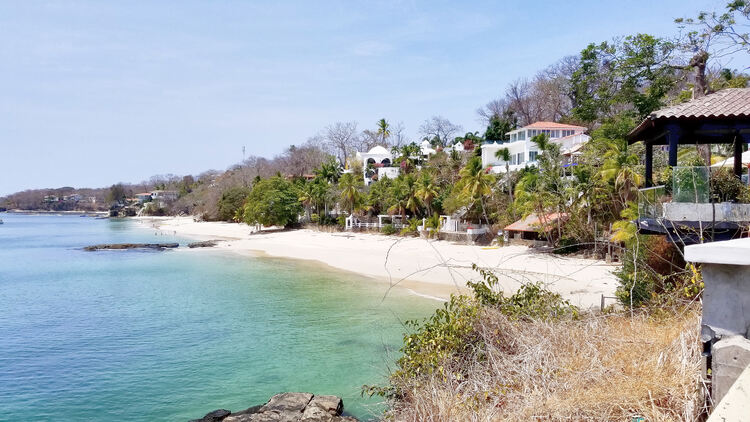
[{"x1": 480, "y1": 121, "x2": 590, "y2": 174}]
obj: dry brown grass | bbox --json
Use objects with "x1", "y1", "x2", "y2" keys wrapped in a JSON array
[{"x1": 389, "y1": 308, "x2": 704, "y2": 422}]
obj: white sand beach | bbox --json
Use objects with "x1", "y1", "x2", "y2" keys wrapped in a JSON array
[{"x1": 136, "y1": 217, "x2": 620, "y2": 308}]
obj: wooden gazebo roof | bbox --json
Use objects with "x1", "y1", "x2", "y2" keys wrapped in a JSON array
[{"x1": 627, "y1": 88, "x2": 750, "y2": 186}]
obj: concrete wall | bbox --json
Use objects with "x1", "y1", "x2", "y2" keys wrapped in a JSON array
[
  {"x1": 710, "y1": 336, "x2": 750, "y2": 406},
  {"x1": 700, "y1": 264, "x2": 750, "y2": 342},
  {"x1": 685, "y1": 238, "x2": 750, "y2": 415}
]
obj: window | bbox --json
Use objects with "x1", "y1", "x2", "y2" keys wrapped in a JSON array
[
  {"x1": 518, "y1": 131, "x2": 526, "y2": 141},
  {"x1": 517, "y1": 152, "x2": 524, "y2": 164},
  {"x1": 552, "y1": 130, "x2": 560, "y2": 138},
  {"x1": 528, "y1": 129, "x2": 537, "y2": 137},
  {"x1": 529, "y1": 151, "x2": 538, "y2": 162},
  {"x1": 561, "y1": 129, "x2": 575, "y2": 137}
]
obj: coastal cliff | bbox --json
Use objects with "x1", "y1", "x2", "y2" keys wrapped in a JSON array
[{"x1": 190, "y1": 393, "x2": 358, "y2": 422}]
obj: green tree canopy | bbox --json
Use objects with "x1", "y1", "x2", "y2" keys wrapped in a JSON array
[
  {"x1": 483, "y1": 113, "x2": 516, "y2": 141},
  {"x1": 242, "y1": 176, "x2": 302, "y2": 227},
  {"x1": 217, "y1": 186, "x2": 251, "y2": 222}
]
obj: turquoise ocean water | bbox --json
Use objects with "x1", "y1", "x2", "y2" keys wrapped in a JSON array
[{"x1": 0, "y1": 214, "x2": 437, "y2": 421}]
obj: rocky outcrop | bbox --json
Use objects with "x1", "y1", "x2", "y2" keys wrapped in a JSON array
[
  {"x1": 190, "y1": 393, "x2": 358, "y2": 422},
  {"x1": 188, "y1": 240, "x2": 219, "y2": 248},
  {"x1": 83, "y1": 243, "x2": 179, "y2": 251}
]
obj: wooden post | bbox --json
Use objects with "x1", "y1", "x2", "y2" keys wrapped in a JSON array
[
  {"x1": 734, "y1": 133, "x2": 743, "y2": 178},
  {"x1": 645, "y1": 142, "x2": 653, "y2": 187},
  {"x1": 667, "y1": 126, "x2": 680, "y2": 168}
]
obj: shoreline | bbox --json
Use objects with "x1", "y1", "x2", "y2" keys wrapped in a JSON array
[
  {"x1": 134, "y1": 216, "x2": 620, "y2": 307},
  {"x1": 4, "y1": 209, "x2": 108, "y2": 216}
]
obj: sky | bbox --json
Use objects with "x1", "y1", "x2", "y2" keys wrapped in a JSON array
[{"x1": 0, "y1": 0, "x2": 743, "y2": 195}]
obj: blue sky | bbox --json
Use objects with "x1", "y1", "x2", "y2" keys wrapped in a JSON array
[{"x1": 0, "y1": 0, "x2": 741, "y2": 195}]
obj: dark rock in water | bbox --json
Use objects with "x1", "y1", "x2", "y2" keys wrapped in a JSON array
[
  {"x1": 192, "y1": 393, "x2": 358, "y2": 422},
  {"x1": 259, "y1": 392, "x2": 313, "y2": 414},
  {"x1": 188, "y1": 240, "x2": 218, "y2": 248},
  {"x1": 189, "y1": 409, "x2": 231, "y2": 422},
  {"x1": 83, "y1": 243, "x2": 179, "y2": 251},
  {"x1": 302, "y1": 395, "x2": 345, "y2": 420}
]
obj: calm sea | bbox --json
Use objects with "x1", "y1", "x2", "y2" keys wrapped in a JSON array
[{"x1": 0, "y1": 214, "x2": 437, "y2": 421}]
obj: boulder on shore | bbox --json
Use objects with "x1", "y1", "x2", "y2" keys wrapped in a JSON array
[
  {"x1": 190, "y1": 393, "x2": 358, "y2": 422},
  {"x1": 188, "y1": 240, "x2": 219, "y2": 248},
  {"x1": 83, "y1": 243, "x2": 179, "y2": 251}
]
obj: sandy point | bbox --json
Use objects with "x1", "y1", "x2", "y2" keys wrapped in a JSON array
[{"x1": 135, "y1": 216, "x2": 620, "y2": 308}]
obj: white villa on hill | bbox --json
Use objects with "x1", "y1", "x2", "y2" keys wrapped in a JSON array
[
  {"x1": 481, "y1": 122, "x2": 589, "y2": 173},
  {"x1": 355, "y1": 141, "x2": 437, "y2": 185},
  {"x1": 356, "y1": 146, "x2": 398, "y2": 185}
]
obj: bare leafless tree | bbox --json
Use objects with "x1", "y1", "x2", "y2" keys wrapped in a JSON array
[
  {"x1": 419, "y1": 116, "x2": 463, "y2": 146},
  {"x1": 390, "y1": 121, "x2": 408, "y2": 148},
  {"x1": 476, "y1": 98, "x2": 511, "y2": 126},
  {"x1": 481, "y1": 56, "x2": 578, "y2": 127},
  {"x1": 323, "y1": 121, "x2": 359, "y2": 166}
]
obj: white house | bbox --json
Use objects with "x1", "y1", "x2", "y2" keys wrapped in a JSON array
[
  {"x1": 419, "y1": 140, "x2": 436, "y2": 158},
  {"x1": 443, "y1": 141, "x2": 465, "y2": 153},
  {"x1": 481, "y1": 122, "x2": 589, "y2": 173},
  {"x1": 150, "y1": 190, "x2": 179, "y2": 201},
  {"x1": 356, "y1": 145, "x2": 400, "y2": 185}
]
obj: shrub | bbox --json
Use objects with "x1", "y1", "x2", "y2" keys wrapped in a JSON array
[
  {"x1": 366, "y1": 266, "x2": 579, "y2": 398},
  {"x1": 711, "y1": 168, "x2": 744, "y2": 202},
  {"x1": 317, "y1": 214, "x2": 338, "y2": 226},
  {"x1": 615, "y1": 235, "x2": 687, "y2": 308},
  {"x1": 381, "y1": 224, "x2": 397, "y2": 235},
  {"x1": 399, "y1": 218, "x2": 420, "y2": 236},
  {"x1": 217, "y1": 186, "x2": 251, "y2": 222}
]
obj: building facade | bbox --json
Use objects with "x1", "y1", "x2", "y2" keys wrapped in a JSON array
[{"x1": 481, "y1": 122, "x2": 589, "y2": 173}]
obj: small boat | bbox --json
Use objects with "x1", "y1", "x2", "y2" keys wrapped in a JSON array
[{"x1": 0, "y1": 218, "x2": 3, "y2": 224}]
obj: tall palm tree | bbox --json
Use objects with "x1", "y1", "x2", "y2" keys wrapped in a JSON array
[
  {"x1": 387, "y1": 175, "x2": 420, "y2": 220},
  {"x1": 415, "y1": 170, "x2": 438, "y2": 216},
  {"x1": 298, "y1": 181, "x2": 315, "y2": 222},
  {"x1": 494, "y1": 147, "x2": 515, "y2": 219},
  {"x1": 402, "y1": 174, "x2": 421, "y2": 217},
  {"x1": 338, "y1": 173, "x2": 362, "y2": 214},
  {"x1": 599, "y1": 139, "x2": 643, "y2": 203},
  {"x1": 376, "y1": 118, "x2": 390, "y2": 144},
  {"x1": 459, "y1": 157, "x2": 494, "y2": 225},
  {"x1": 388, "y1": 179, "x2": 408, "y2": 220}
]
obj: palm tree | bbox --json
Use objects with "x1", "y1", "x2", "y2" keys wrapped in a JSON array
[
  {"x1": 494, "y1": 147, "x2": 515, "y2": 219},
  {"x1": 599, "y1": 139, "x2": 643, "y2": 203},
  {"x1": 415, "y1": 170, "x2": 438, "y2": 216},
  {"x1": 316, "y1": 157, "x2": 342, "y2": 184},
  {"x1": 459, "y1": 156, "x2": 494, "y2": 225},
  {"x1": 338, "y1": 173, "x2": 362, "y2": 214},
  {"x1": 403, "y1": 174, "x2": 421, "y2": 217},
  {"x1": 387, "y1": 179, "x2": 408, "y2": 220},
  {"x1": 388, "y1": 175, "x2": 420, "y2": 220},
  {"x1": 298, "y1": 181, "x2": 315, "y2": 222},
  {"x1": 392, "y1": 142, "x2": 421, "y2": 172},
  {"x1": 531, "y1": 133, "x2": 550, "y2": 152},
  {"x1": 376, "y1": 118, "x2": 390, "y2": 144}
]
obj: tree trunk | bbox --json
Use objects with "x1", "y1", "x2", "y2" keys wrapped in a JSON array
[
  {"x1": 691, "y1": 50, "x2": 712, "y2": 166},
  {"x1": 506, "y1": 164, "x2": 516, "y2": 220}
]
